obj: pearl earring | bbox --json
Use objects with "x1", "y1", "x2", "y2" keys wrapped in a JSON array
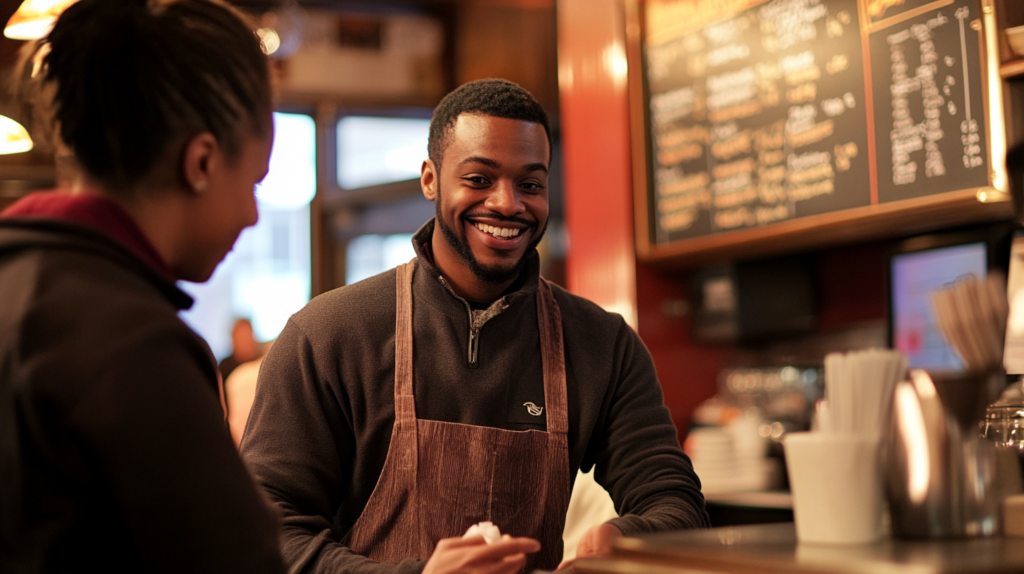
[{"x1": 193, "y1": 180, "x2": 207, "y2": 193}]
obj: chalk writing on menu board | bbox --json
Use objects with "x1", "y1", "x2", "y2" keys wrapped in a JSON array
[
  {"x1": 869, "y1": 0, "x2": 988, "y2": 203},
  {"x1": 643, "y1": 0, "x2": 989, "y2": 246}
]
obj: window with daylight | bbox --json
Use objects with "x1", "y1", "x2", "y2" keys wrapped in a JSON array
[
  {"x1": 336, "y1": 116, "x2": 430, "y2": 189},
  {"x1": 179, "y1": 112, "x2": 316, "y2": 359},
  {"x1": 346, "y1": 234, "x2": 417, "y2": 285}
]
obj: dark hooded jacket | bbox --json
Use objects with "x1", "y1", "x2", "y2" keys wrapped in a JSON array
[{"x1": 0, "y1": 217, "x2": 284, "y2": 574}]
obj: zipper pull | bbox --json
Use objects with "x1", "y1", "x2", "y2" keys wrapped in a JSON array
[{"x1": 468, "y1": 327, "x2": 480, "y2": 369}]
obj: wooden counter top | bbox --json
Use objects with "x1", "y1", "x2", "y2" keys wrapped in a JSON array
[{"x1": 573, "y1": 523, "x2": 1024, "y2": 574}]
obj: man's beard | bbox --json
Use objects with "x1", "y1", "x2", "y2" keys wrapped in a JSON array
[{"x1": 434, "y1": 183, "x2": 547, "y2": 285}]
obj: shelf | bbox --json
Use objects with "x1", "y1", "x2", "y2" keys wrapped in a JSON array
[
  {"x1": 637, "y1": 188, "x2": 1013, "y2": 269},
  {"x1": 1001, "y1": 58, "x2": 1024, "y2": 79}
]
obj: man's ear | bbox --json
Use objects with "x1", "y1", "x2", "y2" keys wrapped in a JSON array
[
  {"x1": 182, "y1": 132, "x2": 218, "y2": 194},
  {"x1": 421, "y1": 159, "x2": 438, "y2": 201}
]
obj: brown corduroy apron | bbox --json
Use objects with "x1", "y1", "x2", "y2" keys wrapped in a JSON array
[{"x1": 343, "y1": 259, "x2": 571, "y2": 572}]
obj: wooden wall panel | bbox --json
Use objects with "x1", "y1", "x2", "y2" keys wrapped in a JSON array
[{"x1": 456, "y1": 3, "x2": 559, "y2": 114}]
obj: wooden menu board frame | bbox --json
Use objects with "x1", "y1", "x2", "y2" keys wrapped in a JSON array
[{"x1": 627, "y1": 0, "x2": 1013, "y2": 268}]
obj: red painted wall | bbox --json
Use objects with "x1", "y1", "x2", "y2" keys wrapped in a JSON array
[
  {"x1": 556, "y1": 0, "x2": 638, "y2": 328},
  {"x1": 815, "y1": 242, "x2": 889, "y2": 330},
  {"x1": 635, "y1": 263, "x2": 729, "y2": 435}
]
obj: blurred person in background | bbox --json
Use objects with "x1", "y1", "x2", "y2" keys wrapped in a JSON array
[
  {"x1": 220, "y1": 317, "x2": 263, "y2": 381},
  {"x1": 225, "y1": 339, "x2": 274, "y2": 448},
  {"x1": 0, "y1": 1, "x2": 286, "y2": 572}
]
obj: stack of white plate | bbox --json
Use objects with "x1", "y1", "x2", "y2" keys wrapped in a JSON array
[
  {"x1": 685, "y1": 424, "x2": 771, "y2": 494},
  {"x1": 685, "y1": 428, "x2": 739, "y2": 494}
]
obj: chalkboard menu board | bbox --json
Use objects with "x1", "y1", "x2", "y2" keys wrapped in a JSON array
[
  {"x1": 869, "y1": 1, "x2": 988, "y2": 202},
  {"x1": 634, "y1": 0, "x2": 1005, "y2": 260}
]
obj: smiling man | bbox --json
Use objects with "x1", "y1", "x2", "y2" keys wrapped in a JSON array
[
  {"x1": 240, "y1": 79, "x2": 709, "y2": 574},
  {"x1": 424, "y1": 108, "x2": 549, "y2": 302}
]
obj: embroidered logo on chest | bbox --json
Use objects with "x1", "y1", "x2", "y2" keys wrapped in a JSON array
[{"x1": 523, "y1": 402, "x2": 544, "y2": 416}]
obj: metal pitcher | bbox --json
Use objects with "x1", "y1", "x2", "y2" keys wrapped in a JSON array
[{"x1": 885, "y1": 369, "x2": 1008, "y2": 538}]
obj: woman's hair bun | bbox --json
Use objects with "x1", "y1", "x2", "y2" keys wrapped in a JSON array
[
  {"x1": 79, "y1": 0, "x2": 149, "y2": 11},
  {"x1": 55, "y1": 0, "x2": 149, "y2": 28},
  {"x1": 31, "y1": 0, "x2": 272, "y2": 189}
]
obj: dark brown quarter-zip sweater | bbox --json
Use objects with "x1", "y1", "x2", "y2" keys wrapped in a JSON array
[{"x1": 240, "y1": 219, "x2": 709, "y2": 574}]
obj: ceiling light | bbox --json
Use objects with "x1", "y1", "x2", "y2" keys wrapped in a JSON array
[
  {"x1": 4, "y1": 0, "x2": 78, "y2": 41},
  {"x1": 0, "y1": 115, "x2": 33, "y2": 155},
  {"x1": 257, "y1": 27, "x2": 281, "y2": 55}
]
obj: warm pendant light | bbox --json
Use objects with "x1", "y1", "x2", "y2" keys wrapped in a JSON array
[
  {"x1": 4, "y1": 0, "x2": 78, "y2": 41},
  {"x1": 256, "y1": 27, "x2": 281, "y2": 55},
  {"x1": 0, "y1": 115, "x2": 33, "y2": 154}
]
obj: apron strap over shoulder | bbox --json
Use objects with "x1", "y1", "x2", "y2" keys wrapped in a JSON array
[
  {"x1": 536, "y1": 278, "x2": 568, "y2": 436},
  {"x1": 394, "y1": 259, "x2": 418, "y2": 469}
]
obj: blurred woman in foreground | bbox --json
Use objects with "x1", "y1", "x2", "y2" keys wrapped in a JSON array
[{"x1": 0, "y1": 1, "x2": 285, "y2": 572}]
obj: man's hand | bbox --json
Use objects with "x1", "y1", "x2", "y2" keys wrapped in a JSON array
[
  {"x1": 423, "y1": 534, "x2": 541, "y2": 574},
  {"x1": 557, "y1": 523, "x2": 623, "y2": 570}
]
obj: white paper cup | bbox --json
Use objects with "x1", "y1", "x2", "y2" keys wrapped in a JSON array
[{"x1": 784, "y1": 432, "x2": 883, "y2": 544}]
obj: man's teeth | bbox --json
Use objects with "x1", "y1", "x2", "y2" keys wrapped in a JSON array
[{"x1": 475, "y1": 223, "x2": 521, "y2": 238}]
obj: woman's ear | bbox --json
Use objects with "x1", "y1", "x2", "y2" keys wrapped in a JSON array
[
  {"x1": 421, "y1": 158, "x2": 438, "y2": 201},
  {"x1": 182, "y1": 132, "x2": 218, "y2": 194}
]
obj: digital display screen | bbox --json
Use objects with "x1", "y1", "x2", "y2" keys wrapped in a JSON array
[{"x1": 891, "y1": 242, "x2": 987, "y2": 372}]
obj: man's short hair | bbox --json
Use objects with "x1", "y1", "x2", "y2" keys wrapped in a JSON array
[{"x1": 428, "y1": 78, "x2": 551, "y2": 167}]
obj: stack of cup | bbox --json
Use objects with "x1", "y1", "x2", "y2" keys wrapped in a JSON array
[{"x1": 784, "y1": 349, "x2": 907, "y2": 544}]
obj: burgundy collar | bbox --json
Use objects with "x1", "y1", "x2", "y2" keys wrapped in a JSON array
[{"x1": 1, "y1": 191, "x2": 176, "y2": 281}]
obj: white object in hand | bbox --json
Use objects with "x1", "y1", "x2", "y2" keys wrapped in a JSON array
[{"x1": 463, "y1": 521, "x2": 501, "y2": 544}]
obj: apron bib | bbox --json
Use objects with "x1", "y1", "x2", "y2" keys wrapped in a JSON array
[{"x1": 344, "y1": 259, "x2": 571, "y2": 572}]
